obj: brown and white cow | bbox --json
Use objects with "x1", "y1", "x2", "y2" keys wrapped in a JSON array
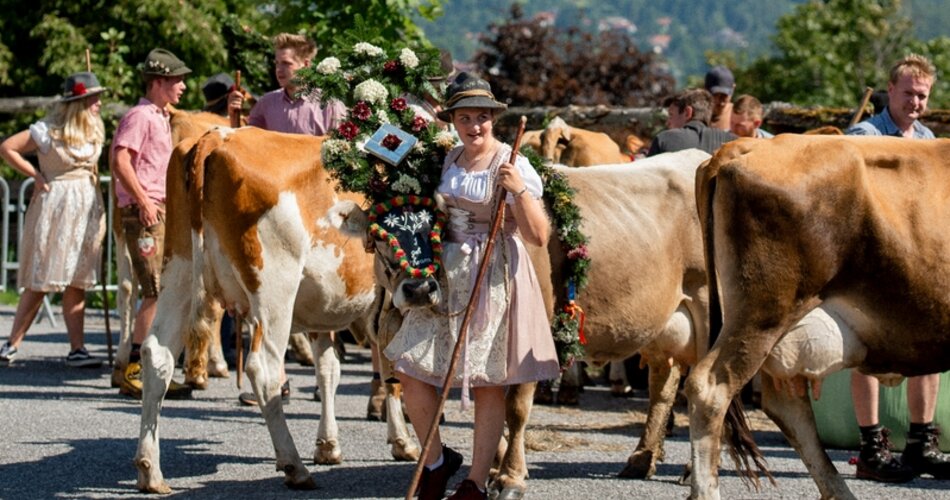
[
  {"x1": 686, "y1": 135, "x2": 950, "y2": 499},
  {"x1": 333, "y1": 148, "x2": 713, "y2": 495},
  {"x1": 111, "y1": 109, "x2": 232, "y2": 389},
  {"x1": 133, "y1": 127, "x2": 419, "y2": 493}
]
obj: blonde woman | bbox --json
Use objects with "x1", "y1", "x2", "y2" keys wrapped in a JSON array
[{"x1": 0, "y1": 72, "x2": 107, "y2": 367}]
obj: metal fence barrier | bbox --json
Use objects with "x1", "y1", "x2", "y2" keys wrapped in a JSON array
[{"x1": 2, "y1": 175, "x2": 119, "y2": 325}]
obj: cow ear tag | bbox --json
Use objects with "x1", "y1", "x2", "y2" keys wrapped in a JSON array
[{"x1": 365, "y1": 123, "x2": 418, "y2": 166}]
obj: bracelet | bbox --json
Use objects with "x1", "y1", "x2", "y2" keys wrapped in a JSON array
[{"x1": 513, "y1": 186, "x2": 529, "y2": 198}]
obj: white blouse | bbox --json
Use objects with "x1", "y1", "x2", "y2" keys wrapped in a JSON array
[
  {"x1": 29, "y1": 121, "x2": 95, "y2": 158},
  {"x1": 438, "y1": 154, "x2": 543, "y2": 204}
]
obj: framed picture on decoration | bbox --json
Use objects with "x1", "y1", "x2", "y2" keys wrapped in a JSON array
[{"x1": 365, "y1": 124, "x2": 418, "y2": 166}]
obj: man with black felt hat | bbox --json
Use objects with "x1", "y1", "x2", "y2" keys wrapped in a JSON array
[{"x1": 110, "y1": 48, "x2": 193, "y2": 400}]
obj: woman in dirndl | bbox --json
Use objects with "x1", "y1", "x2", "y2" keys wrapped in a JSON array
[
  {"x1": 0, "y1": 72, "x2": 107, "y2": 367},
  {"x1": 384, "y1": 72, "x2": 559, "y2": 500}
]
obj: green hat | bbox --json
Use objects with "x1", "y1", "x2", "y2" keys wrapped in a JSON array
[
  {"x1": 436, "y1": 72, "x2": 506, "y2": 122},
  {"x1": 140, "y1": 48, "x2": 191, "y2": 77}
]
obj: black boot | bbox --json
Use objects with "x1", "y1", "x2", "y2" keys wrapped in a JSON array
[
  {"x1": 855, "y1": 425, "x2": 915, "y2": 483},
  {"x1": 902, "y1": 423, "x2": 950, "y2": 479}
]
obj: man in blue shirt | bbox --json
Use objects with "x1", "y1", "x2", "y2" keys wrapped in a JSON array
[{"x1": 846, "y1": 54, "x2": 948, "y2": 483}]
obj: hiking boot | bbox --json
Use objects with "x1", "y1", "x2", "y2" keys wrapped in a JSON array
[
  {"x1": 119, "y1": 361, "x2": 194, "y2": 400},
  {"x1": 0, "y1": 342, "x2": 17, "y2": 365},
  {"x1": 65, "y1": 347, "x2": 102, "y2": 368},
  {"x1": 902, "y1": 424, "x2": 950, "y2": 479},
  {"x1": 417, "y1": 445, "x2": 463, "y2": 500},
  {"x1": 239, "y1": 380, "x2": 291, "y2": 406},
  {"x1": 447, "y1": 479, "x2": 487, "y2": 500},
  {"x1": 855, "y1": 427, "x2": 915, "y2": 483}
]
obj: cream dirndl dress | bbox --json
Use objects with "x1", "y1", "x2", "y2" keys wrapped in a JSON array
[
  {"x1": 384, "y1": 144, "x2": 560, "y2": 388},
  {"x1": 17, "y1": 121, "x2": 106, "y2": 292}
]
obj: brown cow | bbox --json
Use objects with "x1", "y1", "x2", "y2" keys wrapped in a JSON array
[
  {"x1": 539, "y1": 117, "x2": 633, "y2": 166},
  {"x1": 334, "y1": 148, "x2": 713, "y2": 495},
  {"x1": 133, "y1": 128, "x2": 419, "y2": 493},
  {"x1": 687, "y1": 135, "x2": 950, "y2": 499}
]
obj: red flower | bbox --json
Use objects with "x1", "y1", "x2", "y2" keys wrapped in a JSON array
[
  {"x1": 411, "y1": 115, "x2": 428, "y2": 132},
  {"x1": 338, "y1": 121, "x2": 360, "y2": 140},
  {"x1": 384, "y1": 60, "x2": 400, "y2": 73},
  {"x1": 72, "y1": 82, "x2": 87, "y2": 96},
  {"x1": 390, "y1": 97, "x2": 408, "y2": 112},
  {"x1": 381, "y1": 133, "x2": 402, "y2": 151},
  {"x1": 352, "y1": 101, "x2": 372, "y2": 121}
]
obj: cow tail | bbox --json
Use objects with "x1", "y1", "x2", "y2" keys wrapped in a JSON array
[
  {"x1": 183, "y1": 132, "x2": 225, "y2": 361},
  {"x1": 701, "y1": 162, "x2": 775, "y2": 490}
]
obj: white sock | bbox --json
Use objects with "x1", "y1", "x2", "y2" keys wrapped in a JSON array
[{"x1": 425, "y1": 453, "x2": 444, "y2": 471}]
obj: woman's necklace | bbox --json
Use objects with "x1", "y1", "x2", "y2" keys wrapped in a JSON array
[{"x1": 462, "y1": 142, "x2": 497, "y2": 170}]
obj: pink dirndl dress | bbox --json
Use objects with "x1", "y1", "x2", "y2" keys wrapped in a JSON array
[{"x1": 384, "y1": 144, "x2": 559, "y2": 389}]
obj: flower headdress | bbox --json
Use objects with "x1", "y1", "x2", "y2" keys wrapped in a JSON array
[{"x1": 296, "y1": 42, "x2": 453, "y2": 204}]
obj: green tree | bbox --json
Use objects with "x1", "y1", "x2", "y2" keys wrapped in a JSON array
[{"x1": 733, "y1": 0, "x2": 950, "y2": 107}]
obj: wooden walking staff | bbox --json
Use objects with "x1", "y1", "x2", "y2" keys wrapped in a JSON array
[
  {"x1": 84, "y1": 45, "x2": 116, "y2": 366},
  {"x1": 405, "y1": 116, "x2": 529, "y2": 500},
  {"x1": 849, "y1": 86, "x2": 875, "y2": 128},
  {"x1": 230, "y1": 70, "x2": 243, "y2": 128}
]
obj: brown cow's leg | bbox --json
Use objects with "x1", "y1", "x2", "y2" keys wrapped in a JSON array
[
  {"x1": 620, "y1": 361, "x2": 682, "y2": 479},
  {"x1": 760, "y1": 372, "x2": 856, "y2": 500},
  {"x1": 490, "y1": 382, "x2": 535, "y2": 499},
  {"x1": 206, "y1": 302, "x2": 229, "y2": 378}
]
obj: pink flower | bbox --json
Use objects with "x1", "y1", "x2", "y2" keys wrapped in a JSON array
[
  {"x1": 384, "y1": 60, "x2": 400, "y2": 73},
  {"x1": 352, "y1": 101, "x2": 372, "y2": 121},
  {"x1": 390, "y1": 97, "x2": 408, "y2": 112},
  {"x1": 411, "y1": 115, "x2": 428, "y2": 132},
  {"x1": 381, "y1": 133, "x2": 402, "y2": 151},
  {"x1": 72, "y1": 82, "x2": 87, "y2": 96},
  {"x1": 338, "y1": 121, "x2": 360, "y2": 140},
  {"x1": 566, "y1": 245, "x2": 589, "y2": 260}
]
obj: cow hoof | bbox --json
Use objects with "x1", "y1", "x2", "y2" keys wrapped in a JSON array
[
  {"x1": 208, "y1": 361, "x2": 229, "y2": 378},
  {"x1": 534, "y1": 381, "x2": 555, "y2": 405},
  {"x1": 610, "y1": 380, "x2": 634, "y2": 397},
  {"x1": 390, "y1": 437, "x2": 420, "y2": 461},
  {"x1": 618, "y1": 450, "x2": 656, "y2": 479},
  {"x1": 314, "y1": 438, "x2": 343, "y2": 465},
  {"x1": 555, "y1": 386, "x2": 579, "y2": 406},
  {"x1": 134, "y1": 458, "x2": 171, "y2": 494},
  {"x1": 185, "y1": 374, "x2": 209, "y2": 390},
  {"x1": 282, "y1": 468, "x2": 317, "y2": 490},
  {"x1": 111, "y1": 367, "x2": 124, "y2": 388},
  {"x1": 493, "y1": 485, "x2": 526, "y2": 500}
]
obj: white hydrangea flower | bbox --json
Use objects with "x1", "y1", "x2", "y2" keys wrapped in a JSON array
[
  {"x1": 391, "y1": 174, "x2": 422, "y2": 194},
  {"x1": 376, "y1": 109, "x2": 391, "y2": 124},
  {"x1": 353, "y1": 42, "x2": 385, "y2": 57},
  {"x1": 315, "y1": 57, "x2": 341, "y2": 75},
  {"x1": 354, "y1": 79, "x2": 389, "y2": 105},
  {"x1": 399, "y1": 48, "x2": 419, "y2": 69},
  {"x1": 434, "y1": 131, "x2": 458, "y2": 150},
  {"x1": 322, "y1": 139, "x2": 351, "y2": 162}
]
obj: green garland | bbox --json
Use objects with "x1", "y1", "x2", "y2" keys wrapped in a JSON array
[{"x1": 521, "y1": 148, "x2": 591, "y2": 368}]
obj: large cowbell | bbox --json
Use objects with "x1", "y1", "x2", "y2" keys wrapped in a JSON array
[{"x1": 371, "y1": 198, "x2": 444, "y2": 278}]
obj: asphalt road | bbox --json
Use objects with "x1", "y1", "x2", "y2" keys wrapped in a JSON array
[{"x1": 1, "y1": 304, "x2": 948, "y2": 499}]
